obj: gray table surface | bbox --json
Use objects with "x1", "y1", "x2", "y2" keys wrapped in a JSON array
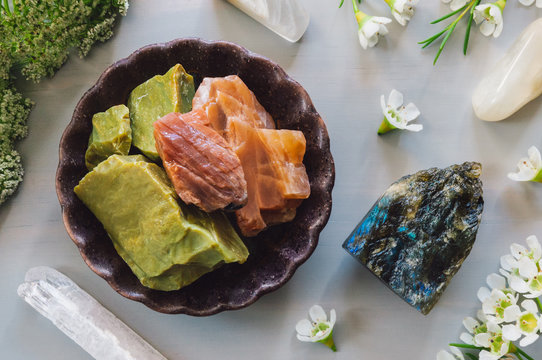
[{"x1": 2, "y1": 1, "x2": 542, "y2": 359}]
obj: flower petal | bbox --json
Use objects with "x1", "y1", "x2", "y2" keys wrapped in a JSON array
[
  {"x1": 329, "y1": 309, "x2": 336, "y2": 326},
  {"x1": 459, "y1": 332, "x2": 474, "y2": 345},
  {"x1": 502, "y1": 324, "x2": 521, "y2": 341},
  {"x1": 450, "y1": 347, "x2": 464, "y2": 359},
  {"x1": 526, "y1": 235, "x2": 542, "y2": 259},
  {"x1": 503, "y1": 305, "x2": 521, "y2": 322},
  {"x1": 480, "y1": 21, "x2": 496, "y2": 37},
  {"x1": 309, "y1": 304, "x2": 327, "y2": 323},
  {"x1": 296, "y1": 333, "x2": 315, "y2": 342},
  {"x1": 474, "y1": 333, "x2": 491, "y2": 347},
  {"x1": 295, "y1": 319, "x2": 313, "y2": 336},
  {"x1": 500, "y1": 254, "x2": 517, "y2": 271},
  {"x1": 357, "y1": 29, "x2": 369, "y2": 50},
  {"x1": 518, "y1": 257, "x2": 538, "y2": 278},
  {"x1": 520, "y1": 333, "x2": 539, "y2": 347},
  {"x1": 519, "y1": 0, "x2": 535, "y2": 4},
  {"x1": 487, "y1": 273, "x2": 506, "y2": 290},
  {"x1": 511, "y1": 243, "x2": 528, "y2": 259},
  {"x1": 437, "y1": 350, "x2": 457, "y2": 360},
  {"x1": 463, "y1": 317, "x2": 479, "y2": 333},
  {"x1": 478, "y1": 286, "x2": 491, "y2": 303},
  {"x1": 387, "y1": 89, "x2": 404, "y2": 110},
  {"x1": 400, "y1": 102, "x2": 420, "y2": 122},
  {"x1": 509, "y1": 275, "x2": 530, "y2": 293},
  {"x1": 528, "y1": 146, "x2": 542, "y2": 168},
  {"x1": 521, "y1": 299, "x2": 538, "y2": 313}
]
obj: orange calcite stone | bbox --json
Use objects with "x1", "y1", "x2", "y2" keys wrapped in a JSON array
[
  {"x1": 153, "y1": 110, "x2": 248, "y2": 212},
  {"x1": 193, "y1": 75, "x2": 310, "y2": 236}
]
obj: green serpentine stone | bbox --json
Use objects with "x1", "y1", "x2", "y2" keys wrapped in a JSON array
[
  {"x1": 74, "y1": 155, "x2": 249, "y2": 291},
  {"x1": 127, "y1": 64, "x2": 195, "y2": 161},
  {"x1": 85, "y1": 104, "x2": 131, "y2": 170},
  {"x1": 343, "y1": 162, "x2": 484, "y2": 315}
]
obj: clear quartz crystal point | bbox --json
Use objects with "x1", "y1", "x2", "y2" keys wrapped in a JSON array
[
  {"x1": 227, "y1": 0, "x2": 310, "y2": 42},
  {"x1": 17, "y1": 266, "x2": 167, "y2": 360},
  {"x1": 472, "y1": 18, "x2": 542, "y2": 121}
]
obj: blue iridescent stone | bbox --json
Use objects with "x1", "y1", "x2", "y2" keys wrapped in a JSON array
[{"x1": 343, "y1": 162, "x2": 484, "y2": 315}]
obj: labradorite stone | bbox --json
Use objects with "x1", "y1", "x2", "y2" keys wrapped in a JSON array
[
  {"x1": 127, "y1": 64, "x2": 195, "y2": 161},
  {"x1": 74, "y1": 155, "x2": 249, "y2": 291},
  {"x1": 343, "y1": 162, "x2": 484, "y2": 315},
  {"x1": 85, "y1": 104, "x2": 131, "y2": 170}
]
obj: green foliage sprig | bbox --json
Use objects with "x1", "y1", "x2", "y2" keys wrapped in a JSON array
[
  {"x1": 0, "y1": 0, "x2": 128, "y2": 205},
  {"x1": 419, "y1": 0, "x2": 481, "y2": 65}
]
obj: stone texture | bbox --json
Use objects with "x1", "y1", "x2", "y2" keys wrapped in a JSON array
[
  {"x1": 472, "y1": 18, "x2": 542, "y2": 121},
  {"x1": 343, "y1": 162, "x2": 484, "y2": 315}
]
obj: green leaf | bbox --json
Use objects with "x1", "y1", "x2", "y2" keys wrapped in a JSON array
[
  {"x1": 431, "y1": 4, "x2": 468, "y2": 24},
  {"x1": 463, "y1": 0, "x2": 481, "y2": 55}
]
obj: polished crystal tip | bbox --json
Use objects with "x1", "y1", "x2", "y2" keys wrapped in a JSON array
[{"x1": 17, "y1": 266, "x2": 167, "y2": 360}]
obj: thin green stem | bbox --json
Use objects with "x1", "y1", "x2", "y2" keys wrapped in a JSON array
[
  {"x1": 339, "y1": 0, "x2": 345, "y2": 8},
  {"x1": 463, "y1": 0, "x2": 481, "y2": 55},
  {"x1": 464, "y1": 353, "x2": 478, "y2": 360},
  {"x1": 515, "y1": 347, "x2": 534, "y2": 360},
  {"x1": 431, "y1": 4, "x2": 468, "y2": 24},
  {"x1": 449, "y1": 343, "x2": 485, "y2": 350},
  {"x1": 535, "y1": 297, "x2": 542, "y2": 312},
  {"x1": 351, "y1": 0, "x2": 359, "y2": 13},
  {"x1": 516, "y1": 352, "x2": 525, "y2": 360}
]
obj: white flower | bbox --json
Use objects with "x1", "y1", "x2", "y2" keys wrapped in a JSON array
[
  {"x1": 378, "y1": 89, "x2": 422, "y2": 134},
  {"x1": 437, "y1": 347, "x2": 465, "y2": 360},
  {"x1": 477, "y1": 273, "x2": 517, "y2": 324},
  {"x1": 503, "y1": 299, "x2": 541, "y2": 346},
  {"x1": 459, "y1": 310, "x2": 488, "y2": 345},
  {"x1": 295, "y1": 305, "x2": 337, "y2": 351},
  {"x1": 501, "y1": 235, "x2": 542, "y2": 298},
  {"x1": 474, "y1": 321, "x2": 510, "y2": 360},
  {"x1": 387, "y1": 0, "x2": 419, "y2": 26},
  {"x1": 355, "y1": 12, "x2": 392, "y2": 50},
  {"x1": 519, "y1": 0, "x2": 542, "y2": 7},
  {"x1": 507, "y1": 146, "x2": 542, "y2": 182},
  {"x1": 473, "y1": 0, "x2": 506, "y2": 38},
  {"x1": 442, "y1": 0, "x2": 469, "y2": 11}
]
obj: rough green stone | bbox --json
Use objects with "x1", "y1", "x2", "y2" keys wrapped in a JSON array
[
  {"x1": 343, "y1": 162, "x2": 484, "y2": 315},
  {"x1": 85, "y1": 104, "x2": 131, "y2": 170},
  {"x1": 74, "y1": 155, "x2": 248, "y2": 291},
  {"x1": 127, "y1": 64, "x2": 195, "y2": 161}
]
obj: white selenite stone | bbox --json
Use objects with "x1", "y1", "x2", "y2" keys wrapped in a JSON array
[
  {"x1": 17, "y1": 266, "x2": 167, "y2": 360},
  {"x1": 472, "y1": 18, "x2": 542, "y2": 121},
  {"x1": 227, "y1": 0, "x2": 310, "y2": 42}
]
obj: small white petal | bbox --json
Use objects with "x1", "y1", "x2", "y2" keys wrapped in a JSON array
[
  {"x1": 404, "y1": 123, "x2": 423, "y2": 132},
  {"x1": 296, "y1": 333, "x2": 315, "y2": 342},
  {"x1": 520, "y1": 333, "x2": 539, "y2": 347},
  {"x1": 500, "y1": 254, "x2": 517, "y2": 271},
  {"x1": 361, "y1": 21, "x2": 380, "y2": 39},
  {"x1": 502, "y1": 324, "x2": 521, "y2": 341},
  {"x1": 486, "y1": 321, "x2": 501, "y2": 333},
  {"x1": 519, "y1": 0, "x2": 535, "y2": 4},
  {"x1": 400, "y1": 102, "x2": 421, "y2": 122},
  {"x1": 521, "y1": 299, "x2": 538, "y2": 313},
  {"x1": 528, "y1": 146, "x2": 542, "y2": 168},
  {"x1": 463, "y1": 317, "x2": 480, "y2": 333},
  {"x1": 358, "y1": 29, "x2": 369, "y2": 50},
  {"x1": 487, "y1": 273, "x2": 506, "y2": 290},
  {"x1": 309, "y1": 305, "x2": 327, "y2": 323},
  {"x1": 480, "y1": 21, "x2": 496, "y2": 37},
  {"x1": 526, "y1": 235, "x2": 542, "y2": 259},
  {"x1": 295, "y1": 319, "x2": 313, "y2": 336},
  {"x1": 518, "y1": 257, "x2": 538, "y2": 278},
  {"x1": 372, "y1": 16, "x2": 392, "y2": 25},
  {"x1": 503, "y1": 305, "x2": 521, "y2": 322},
  {"x1": 493, "y1": 21, "x2": 503, "y2": 38},
  {"x1": 329, "y1": 309, "x2": 336, "y2": 326},
  {"x1": 459, "y1": 332, "x2": 474, "y2": 345},
  {"x1": 449, "y1": 347, "x2": 465, "y2": 359},
  {"x1": 388, "y1": 89, "x2": 404, "y2": 110},
  {"x1": 509, "y1": 275, "x2": 530, "y2": 293},
  {"x1": 474, "y1": 333, "x2": 491, "y2": 347},
  {"x1": 478, "y1": 286, "x2": 491, "y2": 303},
  {"x1": 479, "y1": 350, "x2": 500, "y2": 360},
  {"x1": 511, "y1": 243, "x2": 528, "y2": 259}
]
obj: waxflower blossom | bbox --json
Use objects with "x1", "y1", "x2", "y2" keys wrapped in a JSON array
[
  {"x1": 501, "y1": 235, "x2": 542, "y2": 298},
  {"x1": 507, "y1": 146, "x2": 542, "y2": 182},
  {"x1": 503, "y1": 300, "x2": 541, "y2": 346},
  {"x1": 478, "y1": 273, "x2": 517, "y2": 324},
  {"x1": 473, "y1": 0, "x2": 506, "y2": 38},
  {"x1": 378, "y1": 89, "x2": 422, "y2": 134},
  {"x1": 474, "y1": 321, "x2": 510, "y2": 360},
  {"x1": 356, "y1": 12, "x2": 392, "y2": 50},
  {"x1": 384, "y1": 0, "x2": 418, "y2": 26},
  {"x1": 295, "y1": 305, "x2": 337, "y2": 351},
  {"x1": 442, "y1": 0, "x2": 469, "y2": 11}
]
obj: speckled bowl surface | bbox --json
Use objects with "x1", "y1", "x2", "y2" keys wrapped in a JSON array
[{"x1": 56, "y1": 38, "x2": 335, "y2": 315}]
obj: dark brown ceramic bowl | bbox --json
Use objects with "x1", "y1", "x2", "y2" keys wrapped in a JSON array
[{"x1": 56, "y1": 38, "x2": 335, "y2": 315}]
